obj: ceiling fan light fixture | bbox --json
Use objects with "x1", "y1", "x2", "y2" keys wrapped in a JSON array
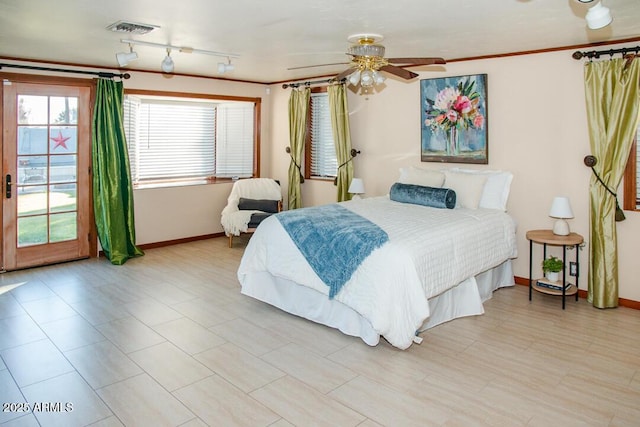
[
  {"x1": 585, "y1": 1, "x2": 612, "y2": 29},
  {"x1": 161, "y1": 48, "x2": 174, "y2": 73},
  {"x1": 360, "y1": 69, "x2": 374, "y2": 87},
  {"x1": 372, "y1": 70, "x2": 386, "y2": 85},
  {"x1": 347, "y1": 33, "x2": 386, "y2": 58},
  {"x1": 348, "y1": 70, "x2": 361, "y2": 86},
  {"x1": 349, "y1": 43, "x2": 386, "y2": 58}
]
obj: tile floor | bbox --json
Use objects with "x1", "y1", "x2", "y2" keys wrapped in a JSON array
[{"x1": 1, "y1": 236, "x2": 639, "y2": 426}]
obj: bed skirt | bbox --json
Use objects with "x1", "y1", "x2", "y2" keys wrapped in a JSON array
[{"x1": 240, "y1": 259, "x2": 514, "y2": 347}]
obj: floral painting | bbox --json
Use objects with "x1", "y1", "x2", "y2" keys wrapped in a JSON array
[{"x1": 420, "y1": 74, "x2": 488, "y2": 164}]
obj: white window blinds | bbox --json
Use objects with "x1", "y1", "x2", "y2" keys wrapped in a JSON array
[
  {"x1": 215, "y1": 103, "x2": 255, "y2": 178},
  {"x1": 310, "y1": 93, "x2": 337, "y2": 178},
  {"x1": 123, "y1": 95, "x2": 255, "y2": 185}
]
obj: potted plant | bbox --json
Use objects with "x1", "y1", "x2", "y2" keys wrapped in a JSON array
[{"x1": 542, "y1": 255, "x2": 563, "y2": 282}]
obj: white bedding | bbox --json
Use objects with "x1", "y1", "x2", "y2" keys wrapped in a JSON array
[{"x1": 238, "y1": 196, "x2": 518, "y2": 349}]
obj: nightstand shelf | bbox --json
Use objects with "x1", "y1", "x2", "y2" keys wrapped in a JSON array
[
  {"x1": 526, "y1": 229, "x2": 583, "y2": 309},
  {"x1": 532, "y1": 278, "x2": 578, "y2": 296}
]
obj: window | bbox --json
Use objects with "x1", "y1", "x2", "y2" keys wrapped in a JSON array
[
  {"x1": 123, "y1": 90, "x2": 259, "y2": 186},
  {"x1": 305, "y1": 89, "x2": 337, "y2": 179},
  {"x1": 623, "y1": 119, "x2": 640, "y2": 211}
]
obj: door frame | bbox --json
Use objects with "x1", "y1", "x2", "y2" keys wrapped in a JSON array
[{"x1": 0, "y1": 72, "x2": 98, "y2": 270}]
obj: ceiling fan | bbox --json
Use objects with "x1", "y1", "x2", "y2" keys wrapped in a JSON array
[
  {"x1": 338, "y1": 34, "x2": 446, "y2": 85},
  {"x1": 289, "y1": 34, "x2": 446, "y2": 89}
]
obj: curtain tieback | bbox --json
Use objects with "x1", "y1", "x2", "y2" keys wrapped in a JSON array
[
  {"x1": 584, "y1": 155, "x2": 625, "y2": 222},
  {"x1": 333, "y1": 149, "x2": 360, "y2": 185}
]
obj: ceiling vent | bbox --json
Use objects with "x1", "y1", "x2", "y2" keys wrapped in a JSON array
[{"x1": 106, "y1": 21, "x2": 159, "y2": 35}]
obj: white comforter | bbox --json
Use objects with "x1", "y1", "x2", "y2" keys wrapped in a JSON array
[{"x1": 238, "y1": 196, "x2": 517, "y2": 349}]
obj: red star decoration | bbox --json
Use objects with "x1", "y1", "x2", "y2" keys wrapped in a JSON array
[{"x1": 50, "y1": 130, "x2": 70, "y2": 150}]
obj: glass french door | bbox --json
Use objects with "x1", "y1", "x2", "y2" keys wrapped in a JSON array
[{"x1": 2, "y1": 81, "x2": 91, "y2": 271}]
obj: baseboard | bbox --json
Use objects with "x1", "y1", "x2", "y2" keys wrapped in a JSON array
[
  {"x1": 137, "y1": 233, "x2": 224, "y2": 250},
  {"x1": 98, "y1": 233, "x2": 226, "y2": 257},
  {"x1": 514, "y1": 275, "x2": 640, "y2": 310}
]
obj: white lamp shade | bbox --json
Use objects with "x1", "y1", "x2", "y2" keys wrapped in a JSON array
[
  {"x1": 372, "y1": 70, "x2": 386, "y2": 85},
  {"x1": 585, "y1": 2, "x2": 612, "y2": 29},
  {"x1": 549, "y1": 196, "x2": 574, "y2": 235},
  {"x1": 549, "y1": 197, "x2": 574, "y2": 219},
  {"x1": 348, "y1": 178, "x2": 365, "y2": 194},
  {"x1": 360, "y1": 70, "x2": 374, "y2": 87},
  {"x1": 348, "y1": 70, "x2": 361, "y2": 86}
]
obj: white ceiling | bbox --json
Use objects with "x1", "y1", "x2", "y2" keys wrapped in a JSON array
[{"x1": 1, "y1": 0, "x2": 639, "y2": 84}]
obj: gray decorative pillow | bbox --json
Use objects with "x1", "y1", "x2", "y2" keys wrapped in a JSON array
[
  {"x1": 389, "y1": 182, "x2": 456, "y2": 209},
  {"x1": 248, "y1": 213, "x2": 272, "y2": 228},
  {"x1": 238, "y1": 198, "x2": 279, "y2": 213}
]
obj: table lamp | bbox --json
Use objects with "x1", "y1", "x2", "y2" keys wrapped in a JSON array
[
  {"x1": 549, "y1": 196, "x2": 574, "y2": 235},
  {"x1": 348, "y1": 178, "x2": 365, "y2": 199}
]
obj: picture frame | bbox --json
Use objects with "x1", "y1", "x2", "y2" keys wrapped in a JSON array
[{"x1": 420, "y1": 73, "x2": 488, "y2": 164}]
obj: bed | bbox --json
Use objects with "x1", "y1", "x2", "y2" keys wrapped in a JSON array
[{"x1": 237, "y1": 168, "x2": 517, "y2": 350}]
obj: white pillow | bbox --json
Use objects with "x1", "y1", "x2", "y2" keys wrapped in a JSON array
[
  {"x1": 398, "y1": 167, "x2": 445, "y2": 188},
  {"x1": 449, "y1": 168, "x2": 513, "y2": 211},
  {"x1": 443, "y1": 171, "x2": 488, "y2": 209}
]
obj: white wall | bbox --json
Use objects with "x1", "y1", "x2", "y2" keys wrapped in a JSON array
[{"x1": 266, "y1": 44, "x2": 640, "y2": 303}]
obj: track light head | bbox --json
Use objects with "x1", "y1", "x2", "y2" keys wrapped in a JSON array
[
  {"x1": 161, "y1": 48, "x2": 174, "y2": 73},
  {"x1": 116, "y1": 51, "x2": 138, "y2": 67},
  {"x1": 585, "y1": 1, "x2": 612, "y2": 29},
  {"x1": 217, "y1": 58, "x2": 235, "y2": 74},
  {"x1": 116, "y1": 44, "x2": 138, "y2": 67}
]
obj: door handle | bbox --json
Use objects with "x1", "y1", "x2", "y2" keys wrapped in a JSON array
[{"x1": 5, "y1": 174, "x2": 11, "y2": 199}]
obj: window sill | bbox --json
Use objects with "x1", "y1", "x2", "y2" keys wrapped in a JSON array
[
  {"x1": 133, "y1": 177, "x2": 239, "y2": 190},
  {"x1": 307, "y1": 176, "x2": 336, "y2": 182}
]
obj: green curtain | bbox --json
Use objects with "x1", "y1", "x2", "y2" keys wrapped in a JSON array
[
  {"x1": 584, "y1": 57, "x2": 640, "y2": 308},
  {"x1": 328, "y1": 84, "x2": 354, "y2": 202},
  {"x1": 287, "y1": 87, "x2": 310, "y2": 210},
  {"x1": 92, "y1": 79, "x2": 144, "y2": 265}
]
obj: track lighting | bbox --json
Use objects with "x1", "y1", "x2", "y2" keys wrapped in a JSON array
[
  {"x1": 161, "y1": 48, "x2": 174, "y2": 73},
  {"x1": 117, "y1": 39, "x2": 240, "y2": 75},
  {"x1": 115, "y1": 44, "x2": 138, "y2": 67}
]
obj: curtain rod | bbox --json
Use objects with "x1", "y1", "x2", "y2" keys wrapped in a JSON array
[
  {"x1": 572, "y1": 45, "x2": 640, "y2": 60},
  {"x1": 0, "y1": 62, "x2": 130, "y2": 79},
  {"x1": 282, "y1": 78, "x2": 344, "y2": 89}
]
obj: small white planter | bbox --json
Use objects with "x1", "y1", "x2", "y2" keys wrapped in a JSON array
[{"x1": 546, "y1": 271, "x2": 560, "y2": 282}]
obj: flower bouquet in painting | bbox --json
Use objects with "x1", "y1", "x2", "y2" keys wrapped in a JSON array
[{"x1": 420, "y1": 74, "x2": 488, "y2": 164}]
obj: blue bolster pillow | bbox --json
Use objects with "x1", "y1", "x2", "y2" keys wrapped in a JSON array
[{"x1": 389, "y1": 182, "x2": 456, "y2": 209}]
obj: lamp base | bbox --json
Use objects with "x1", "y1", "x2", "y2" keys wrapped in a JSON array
[
  {"x1": 351, "y1": 194, "x2": 362, "y2": 200},
  {"x1": 553, "y1": 219, "x2": 570, "y2": 236}
]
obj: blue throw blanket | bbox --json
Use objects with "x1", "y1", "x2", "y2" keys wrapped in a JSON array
[{"x1": 276, "y1": 204, "x2": 389, "y2": 298}]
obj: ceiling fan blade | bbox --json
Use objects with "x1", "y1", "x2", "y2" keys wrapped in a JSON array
[
  {"x1": 379, "y1": 65, "x2": 418, "y2": 80},
  {"x1": 387, "y1": 57, "x2": 446, "y2": 65},
  {"x1": 287, "y1": 62, "x2": 349, "y2": 70},
  {"x1": 335, "y1": 66, "x2": 358, "y2": 81}
]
